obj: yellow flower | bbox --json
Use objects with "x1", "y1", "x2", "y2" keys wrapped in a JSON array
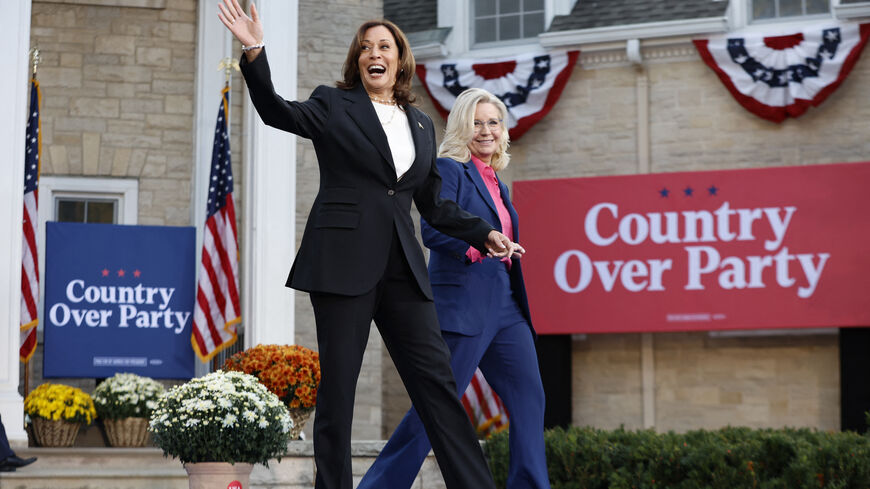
[{"x1": 24, "y1": 383, "x2": 96, "y2": 425}]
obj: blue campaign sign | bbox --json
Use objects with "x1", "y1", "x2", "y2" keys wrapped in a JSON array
[{"x1": 43, "y1": 222, "x2": 196, "y2": 379}]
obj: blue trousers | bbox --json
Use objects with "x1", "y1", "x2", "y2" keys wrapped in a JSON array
[{"x1": 358, "y1": 268, "x2": 550, "y2": 489}]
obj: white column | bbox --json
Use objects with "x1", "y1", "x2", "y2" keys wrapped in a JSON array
[
  {"x1": 242, "y1": 0, "x2": 298, "y2": 347},
  {"x1": 193, "y1": 0, "x2": 236, "y2": 375},
  {"x1": 0, "y1": 0, "x2": 33, "y2": 444}
]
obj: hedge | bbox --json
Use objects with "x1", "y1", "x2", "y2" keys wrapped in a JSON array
[{"x1": 483, "y1": 426, "x2": 870, "y2": 489}]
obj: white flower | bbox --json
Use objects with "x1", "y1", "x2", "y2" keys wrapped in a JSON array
[{"x1": 222, "y1": 413, "x2": 238, "y2": 427}]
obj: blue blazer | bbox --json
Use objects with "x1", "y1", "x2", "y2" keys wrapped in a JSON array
[{"x1": 421, "y1": 157, "x2": 534, "y2": 337}]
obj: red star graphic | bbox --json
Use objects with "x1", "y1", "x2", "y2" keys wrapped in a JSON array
[
  {"x1": 133, "y1": 270, "x2": 141, "y2": 278},
  {"x1": 102, "y1": 269, "x2": 109, "y2": 277},
  {"x1": 117, "y1": 269, "x2": 126, "y2": 277}
]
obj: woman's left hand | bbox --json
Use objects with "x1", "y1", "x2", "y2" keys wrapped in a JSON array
[{"x1": 485, "y1": 230, "x2": 525, "y2": 259}]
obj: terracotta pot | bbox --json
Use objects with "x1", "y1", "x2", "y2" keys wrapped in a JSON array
[{"x1": 184, "y1": 462, "x2": 254, "y2": 489}]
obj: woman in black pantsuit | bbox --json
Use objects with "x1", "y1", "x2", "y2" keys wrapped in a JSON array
[{"x1": 218, "y1": 2, "x2": 523, "y2": 489}]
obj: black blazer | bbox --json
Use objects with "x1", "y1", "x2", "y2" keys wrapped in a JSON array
[{"x1": 240, "y1": 50, "x2": 494, "y2": 298}]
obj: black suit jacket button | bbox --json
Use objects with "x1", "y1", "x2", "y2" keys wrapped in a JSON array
[{"x1": 387, "y1": 189, "x2": 395, "y2": 196}]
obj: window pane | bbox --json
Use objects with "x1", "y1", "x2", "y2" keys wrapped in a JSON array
[
  {"x1": 475, "y1": 0, "x2": 496, "y2": 16},
  {"x1": 500, "y1": 0, "x2": 520, "y2": 14},
  {"x1": 475, "y1": 17, "x2": 497, "y2": 43},
  {"x1": 57, "y1": 200, "x2": 85, "y2": 222},
  {"x1": 525, "y1": 0, "x2": 544, "y2": 11},
  {"x1": 499, "y1": 14, "x2": 521, "y2": 40},
  {"x1": 753, "y1": 0, "x2": 775, "y2": 19},
  {"x1": 779, "y1": 0, "x2": 802, "y2": 16},
  {"x1": 86, "y1": 201, "x2": 116, "y2": 224},
  {"x1": 523, "y1": 12, "x2": 545, "y2": 38},
  {"x1": 806, "y1": 0, "x2": 829, "y2": 14}
]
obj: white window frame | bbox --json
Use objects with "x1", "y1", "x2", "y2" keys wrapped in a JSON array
[
  {"x1": 439, "y1": 0, "x2": 577, "y2": 57},
  {"x1": 35, "y1": 176, "x2": 138, "y2": 328},
  {"x1": 747, "y1": 0, "x2": 832, "y2": 23},
  {"x1": 471, "y1": 0, "x2": 547, "y2": 48},
  {"x1": 729, "y1": 0, "x2": 838, "y2": 33}
]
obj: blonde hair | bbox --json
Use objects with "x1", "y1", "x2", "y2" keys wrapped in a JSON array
[{"x1": 438, "y1": 88, "x2": 511, "y2": 171}]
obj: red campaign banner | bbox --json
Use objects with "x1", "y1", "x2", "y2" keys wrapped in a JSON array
[{"x1": 512, "y1": 161, "x2": 870, "y2": 334}]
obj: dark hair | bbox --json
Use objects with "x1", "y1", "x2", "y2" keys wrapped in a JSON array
[{"x1": 336, "y1": 19, "x2": 416, "y2": 106}]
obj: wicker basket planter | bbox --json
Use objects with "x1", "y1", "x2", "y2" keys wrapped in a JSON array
[
  {"x1": 104, "y1": 417, "x2": 151, "y2": 447},
  {"x1": 32, "y1": 417, "x2": 81, "y2": 447},
  {"x1": 287, "y1": 407, "x2": 314, "y2": 440}
]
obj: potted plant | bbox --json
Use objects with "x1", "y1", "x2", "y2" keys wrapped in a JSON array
[
  {"x1": 93, "y1": 372, "x2": 165, "y2": 447},
  {"x1": 148, "y1": 370, "x2": 292, "y2": 489},
  {"x1": 24, "y1": 383, "x2": 97, "y2": 447},
  {"x1": 223, "y1": 344, "x2": 320, "y2": 439}
]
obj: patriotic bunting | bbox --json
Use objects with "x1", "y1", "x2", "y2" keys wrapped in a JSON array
[
  {"x1": 461, "y1": 368, "x2": 509, "y2": 438},
  {"x1": 20, "y1": 79, "x2": 40, "y2": 362},
  {"x1": 191, "y1": 86, "x2": 241, "y2": 362},
  {"x1": 417, "y1": 50, "x2": 579, "y2": 141},
  {"x1": 694, "y1": 22, "x2": 870, "y2": 123}
]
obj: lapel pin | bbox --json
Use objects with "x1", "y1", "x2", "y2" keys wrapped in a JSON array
[{"x1": 417, "y1": 121, "x2": 424, "y2": 130}]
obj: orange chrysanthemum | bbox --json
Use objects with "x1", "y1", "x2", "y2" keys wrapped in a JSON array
[{"x1": 223, "y1": 344, "x2": 321, "y2": 409}]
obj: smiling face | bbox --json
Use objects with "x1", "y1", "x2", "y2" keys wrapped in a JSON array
[
  {"x1": 358, "y1": 25, "x2": 399, "y2": 100},
  {"x1": 467, "y1": 102, "x2": 504, "y2": 164}
]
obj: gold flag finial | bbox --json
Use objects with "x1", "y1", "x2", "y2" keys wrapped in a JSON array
[
  {"x1": 29, "y1": 46, "x2": 41, "y2": 78},
  {"x1": 218, "y1": 57, "x2": 240, "y2": 86}
]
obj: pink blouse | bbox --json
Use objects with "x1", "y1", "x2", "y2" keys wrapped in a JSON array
[{"x1": 465, "y1": 155, "x2": 513, "y2": 267}]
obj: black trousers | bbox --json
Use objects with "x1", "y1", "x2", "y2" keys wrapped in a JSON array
[
  {"x1": 0, "y1": 418, "x2": 13, "y2": 461},
  {"x1": 309, "y1": 230, "x2": 496, "y2": 489}
]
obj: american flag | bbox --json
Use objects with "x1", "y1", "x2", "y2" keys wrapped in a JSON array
[
  {"x1": 20, "y1": 80, "x2": 40, "y2": 362},
  {"x1": 192, "y1": 87, "x2": 241, "y2": 362},
  {"x1": 462, "y1": 368, "x2": 509, "y2": 438}
]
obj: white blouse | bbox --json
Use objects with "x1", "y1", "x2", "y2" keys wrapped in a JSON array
[{"x1": 372, "y1": 101, "x2": 415, "y2": 180}]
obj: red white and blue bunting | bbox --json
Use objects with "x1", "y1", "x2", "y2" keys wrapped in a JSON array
[
  {"x1": 694, "y1": 23, "x2": 870, "y2": 123},
  {"x1": 416, "y1": 50, "x2": 579, "y2": 141}
]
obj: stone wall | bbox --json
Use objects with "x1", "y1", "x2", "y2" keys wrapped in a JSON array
[{"x1": 31, "y1": 0, "x2": 209, "y2": 226}]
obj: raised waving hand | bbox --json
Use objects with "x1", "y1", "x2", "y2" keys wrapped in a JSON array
[{"x1": 217, "y1": 0, "x2": 264, "y2": 60}]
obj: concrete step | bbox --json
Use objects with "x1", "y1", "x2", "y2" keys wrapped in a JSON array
[{"x1": 0, "y1": 441, "x2": 446, "y2": 489}]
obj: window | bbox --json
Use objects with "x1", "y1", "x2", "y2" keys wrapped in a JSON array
[
  {"x1": 752, "y1": 0, "x2": 830, "y2": 21},
  {"x1": 474, "y1": 0, "x2": 545, "y2": 45},
  {"x1": 55, "y1": 198, "x2": 117, "y2": 223},
  {"x1": 39, "y1": 176, "x2": 138, "y2": 227}
]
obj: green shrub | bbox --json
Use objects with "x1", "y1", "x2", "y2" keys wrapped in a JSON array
[{"x1": 483, "y1": 426, "x2": 870, "y2": 489}]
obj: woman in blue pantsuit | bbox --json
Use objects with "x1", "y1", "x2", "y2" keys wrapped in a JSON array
[{"x1": 358, "y1": 88, "x2": 550, "y2": 489}]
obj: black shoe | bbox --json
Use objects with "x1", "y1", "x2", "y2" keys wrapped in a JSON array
[
  {"x1": 1, "y1": 455, "x2": 37, "y2": 469},
  {"x1": 0, "y1": 465, "x2": 14, "y2": 472}
]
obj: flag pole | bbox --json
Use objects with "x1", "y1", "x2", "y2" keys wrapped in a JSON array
[
  {"x1": 208, "y1": 57, "x2": 240, "y2": 374},
  {"x1": 23, "y1": 45, "x2": 40, "y2": 401}
]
